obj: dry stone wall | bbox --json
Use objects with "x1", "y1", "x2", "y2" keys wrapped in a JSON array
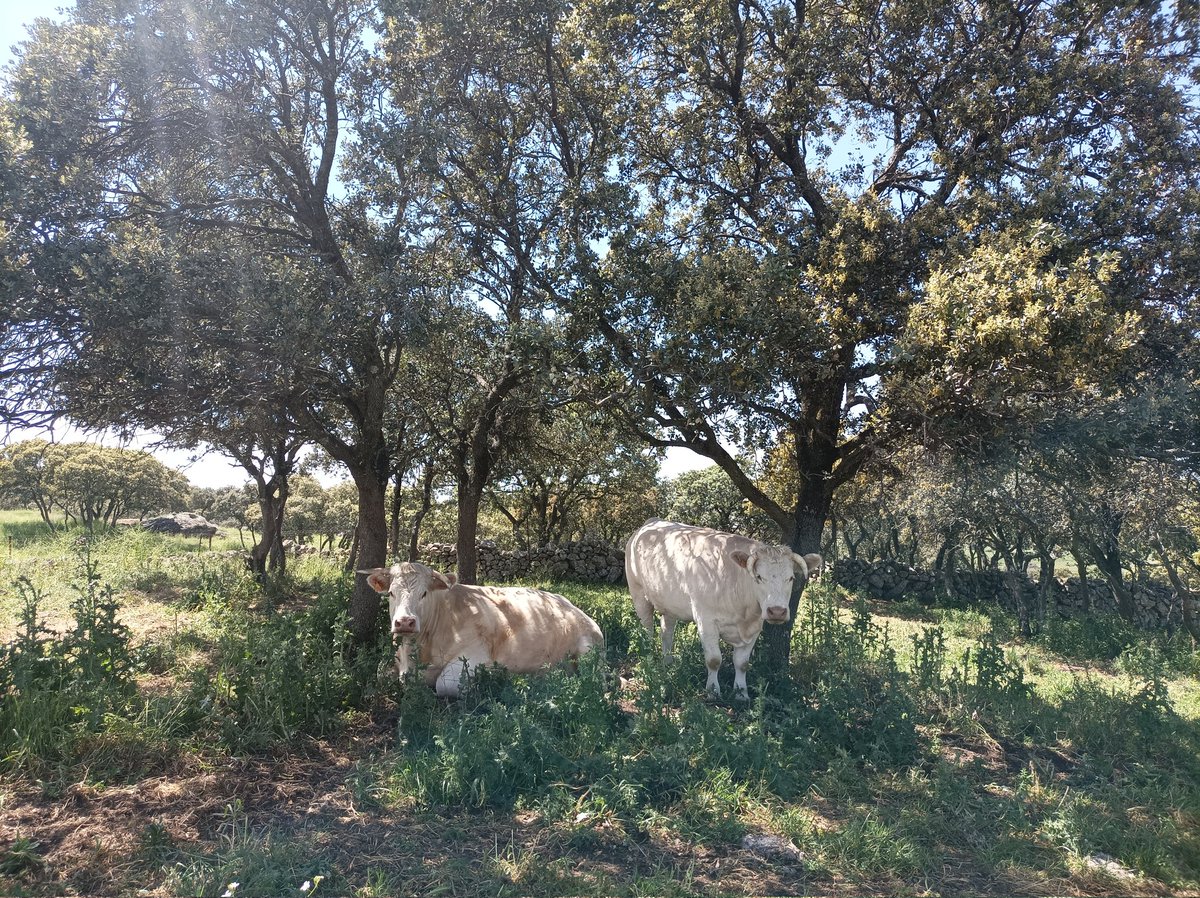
[
  {"x1": 414, "y1": 541, "x2": 1181, "y2": 630},
  {"x1": 419, "y1": 539, "x2": 626, "y2": 584},
  {"x1": 833, "y1": 558, "x2": 1183, "y2": 630}
]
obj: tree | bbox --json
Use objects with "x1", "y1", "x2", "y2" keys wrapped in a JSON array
[
  {"x1": 256, "y1": 474, "x2": 357, "y2": 558},
  {"x1": 49, "y1": 444, "x2": 190, "y2": 530},
  {"x1": 582, "y1": 0, "x2": 1200, "y2": 664},
  {"x1": 203, "y1": 483, "x2": 261, "y2": 547},
  {"x1": 1, "y1": 0, "x2": 429, "y2": 642},
  {"x1": 488, "y1": 407, "x2": 661, "y2": 548},
  {"x1": 0, "y1": 439, "x2": 61, "y2": 529},
  {"x1": 0, "y1": 440, "x2": 187, "y2": 530},
  {"x1": 659, "y1": 466, "x2": 774, "y2": 542},
  {"x1": 372, "y1": 0, "x2": 632, "y2": 582}
]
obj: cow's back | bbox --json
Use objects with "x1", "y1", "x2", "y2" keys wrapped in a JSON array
[
  {"x1": 626, "y1": 519, "x2": 758, "y2": 620},
  {"x1": 419, "y1": 584, "x2": 602, "y2": 678}
]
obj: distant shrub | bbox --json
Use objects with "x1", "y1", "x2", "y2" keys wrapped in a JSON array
[
  {"x1": 1038, "y1": 613, "x2": 1199, "y2": 677},
  {"x1": 1038, "y1": 615, "x2": 1137, "y2": 662}
]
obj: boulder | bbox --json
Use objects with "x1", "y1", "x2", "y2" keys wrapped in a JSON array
[{"x1": 141, "y1": 512, "x2": 218, "y2": 537}]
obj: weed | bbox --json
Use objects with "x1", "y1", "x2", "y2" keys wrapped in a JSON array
[
  {"x1": 0, "y1": 836, "x2": 45, "y2": 874},
  {"x1": 909, "y1": 626, "x2": 947, "y2": 693}
]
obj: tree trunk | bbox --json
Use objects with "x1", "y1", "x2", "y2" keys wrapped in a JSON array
[
  {"x1": 343, "y1": 524, "x2": 360, "y2": 574},
  {"x1": 1070, "y1": 541, "x2": 1091, "y2": 611},
  {"x1": 348, "y1": 470, "x2": 389, "y2": 645},
  {"x1": 34, "y1": 498, "x2": 56, "y2": 533},
  {"x1": 389, "y1": 468, "x2": 404, "y2": 560},
  {"x1": 1152, "y1": 540, "x2": 1199, "y2": 642},
  {"x1": 1037, "y1": 548, "x2": 1056, "y2": 625},
  {"x1": 267, "y1": 478, "x2": 288, "y2": 575},
  {"x1": 1091, "y1": 545, "x2": 1137, "y2": 621},
  {"x1": 760, "y1": 483, "x2": 832, "y2": 671},
  {"x1": 248, "y1": 476, "x2": 289, "y2": 581},
  {"x1": 408, "y1": 464, "x2": 435, "y2": 563},
  {"x1": 456, "y1": 475, "x2": 483, "y2": 585}
]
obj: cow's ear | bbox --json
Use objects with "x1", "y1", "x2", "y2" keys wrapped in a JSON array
[
  {"x1": 731, "y1": 550, "x2": 752, "y2": 570},
  {"x1": 429, "y1": 570, "x2": 455, "y2": 591},
  {"x1": 789, "y1": 553, "x2": 810, "y2": 578},
  {"x1": 802, "y1": 553, "x2": 823, "y2": 579},
  {"x1": 359, "y1": 568, "x2": 393, "y2": 594}
]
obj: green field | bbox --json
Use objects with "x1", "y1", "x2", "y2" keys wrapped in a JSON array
[{"x1": 1, "y1": 513, "x2": 1198, "y2": 897}]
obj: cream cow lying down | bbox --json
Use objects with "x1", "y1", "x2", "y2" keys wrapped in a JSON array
[
  {"x1": 626, "y1": 519, "x2": 819, "y2": 699},
  {"x1": 361, "y1": 562, "x2": 604, "y2": 697}
]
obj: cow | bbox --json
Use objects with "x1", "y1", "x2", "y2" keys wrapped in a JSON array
[
  {"x1": 625, "y1": 519, "x2": 818, "y2": 699},
  {"x1": 360, "y1": 562, "x2": 605, "y2": 698}
]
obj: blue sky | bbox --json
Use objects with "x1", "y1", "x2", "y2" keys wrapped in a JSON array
[{"x1": 0, "y1": 1, "x2": 61, "y2": 69}]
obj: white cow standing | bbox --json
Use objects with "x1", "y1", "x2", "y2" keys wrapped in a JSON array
[
  {"x1": 625, "y1": 519, "x2": 816, "y2": 698},
  {"x1": 361, "y1": 562, "x2": 604, "y2": 697}
]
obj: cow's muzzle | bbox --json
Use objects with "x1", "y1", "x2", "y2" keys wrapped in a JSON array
[
  {"x1": 392, "y1": 616, "x2": 418, "y2": 636},
  {"x1": 764, "y1": 605, "x2": 789, "y2": 624}
]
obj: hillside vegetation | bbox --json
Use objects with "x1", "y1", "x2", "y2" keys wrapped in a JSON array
[{"x1": 1, "y1": 517, "x2": 1197, "y2": 897}]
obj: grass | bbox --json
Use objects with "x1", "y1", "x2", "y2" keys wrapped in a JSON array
[{"x1": 0, "y1": 508, "x2": 1198, "y2": 896}]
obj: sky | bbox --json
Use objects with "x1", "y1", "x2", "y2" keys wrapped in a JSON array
[
  {"x1": 0, "y1": 1, "x2": 58, "y2": 68},
  {"x1": 0, "y1": 0, "x2": 714, "y2": 488}
]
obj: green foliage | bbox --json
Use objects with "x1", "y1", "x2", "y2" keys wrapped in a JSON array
[
  {"x1": 658, "y1": 465, "x2": 776, "y2": 541},
  {"x1": 950, "y1": 628, "x2": 1031, "y2": 710},
  {"x1": 791, "y1": 587, "x2": 920, "y2": 766},
  {"x1": 0, "y1": 520, "x2": 1197, "y2": 892},
  {"x1": 909, "y1": 625, "x2": 947, "y2": 693},
  {"x1": 0, "y1": 836, "x2": 45, "y2": 875},
  {"x1": 181, "y1": 586, "x2": 388, "y2": 752},
  {"x1": 488, "y1": 407, "x2": 662, "y2": 548},
  {"x1": 897, "y1": 225, "x2": 1139, "y2": 446},
  {"x1": 0, "y1": 544, "x2": 140, "y2": 770},
  {"x1": 378, "y1": 582, "x2": 926, "y2": 849},
  {"x1": 1035, "y1": 614, "x2": 1200, "y2": 678},
  {"x1": 64, "y1": 541, "x2": 138, "y2": 714}
]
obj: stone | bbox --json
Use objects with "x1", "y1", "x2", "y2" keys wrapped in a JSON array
[
  {"x1": 740, "y1": 833, "x2": 803, "y2": 862},
  {"x1": 142, "y1": 512, "x2": 218, "y2": 537},
  {"x1": 1084, "y1": 852, "x2": 1137, "y2": 880}
]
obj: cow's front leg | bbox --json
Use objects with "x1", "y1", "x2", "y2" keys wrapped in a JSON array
[
  {"x1": 731, "y1": 640, "x2": 756, "y2": 700},
  {"x1": 694, "y1": 617, "x2": 723, "y2": 696},
  {"x1": 434, "y1": 655, "x2": 483, "y2": 698},
  {"x1": 394, "y1": 639, "x2": 415, "y2": 680}
]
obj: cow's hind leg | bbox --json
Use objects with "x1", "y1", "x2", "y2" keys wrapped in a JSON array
[
  {"x1": 660, "y1": 614, "x2": 681, "y2": 663},
  {"x1": 694, "y1": 617, "x2": 723, "y2": 696},
  {"x1": 731, "y1": 640, "x2": 756, "y2": 700},
  {"x1": 631, "y1": 589, "x2": 658, "y2": 638}
]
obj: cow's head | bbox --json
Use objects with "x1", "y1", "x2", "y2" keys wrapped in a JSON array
[
  {"x1": 359, "y1": 562, "x2": 457, "y2": 638},
  {"x1": 730, "y1": 546, "x2": 810, "y2": 624}
]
